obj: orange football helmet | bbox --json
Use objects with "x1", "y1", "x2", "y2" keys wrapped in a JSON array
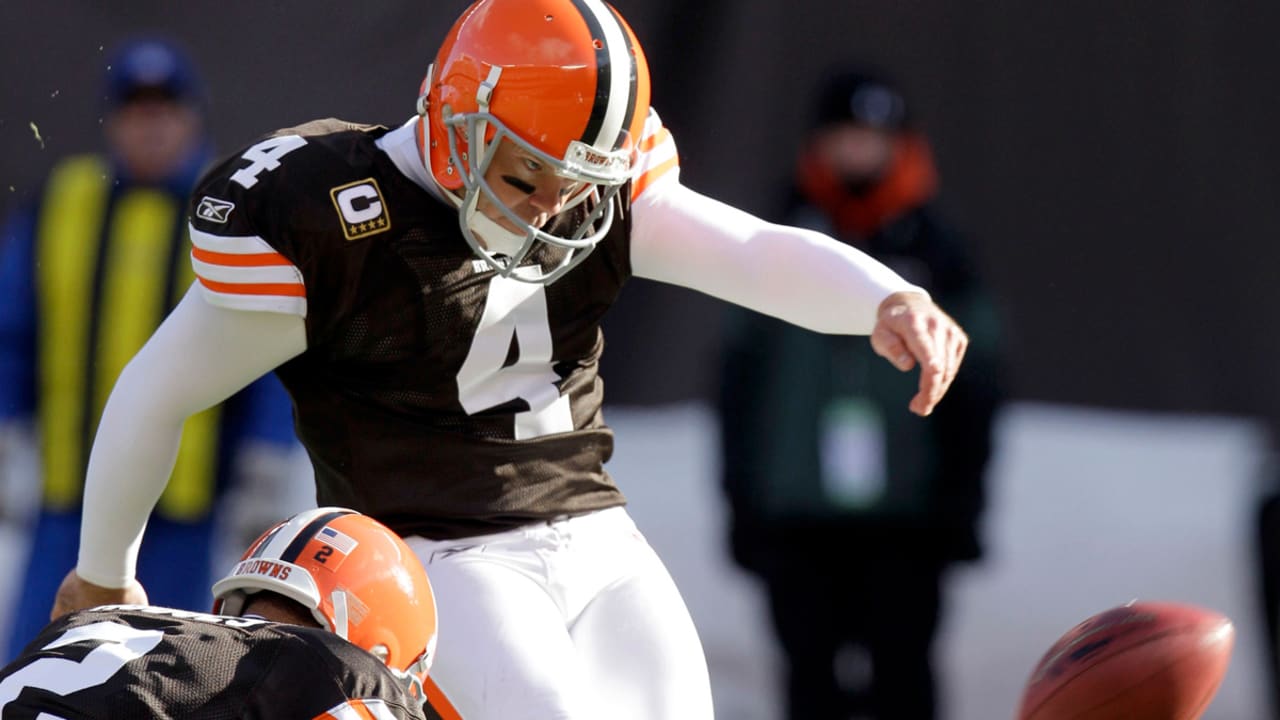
[
  {"x1": 211, "y1": 508, "x2": 437, "y2": 699},
  {"x1": 416, "y1": 0, "x2": 651, "y2": 283}
]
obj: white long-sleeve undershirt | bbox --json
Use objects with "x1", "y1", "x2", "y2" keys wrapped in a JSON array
[
  {"x1": 631, "y1": 178, "x2": 919, "y2": 334},
  {"x1": 76, "y1": 293, "x2": 306, "y2": 588},
  {"x1": 76, "y1": 176, "x2": 921, "y2": 588}
]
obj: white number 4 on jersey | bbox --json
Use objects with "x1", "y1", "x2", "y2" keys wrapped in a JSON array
[
  {"x1": 456, "y1": 277, "x2": 573, "y2": 439},
  {"x1": 230, "y1": 135, "x2": 307, "y2": 189}
]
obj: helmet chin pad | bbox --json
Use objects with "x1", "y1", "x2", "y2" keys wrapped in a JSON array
[{"x1": 467, "y1": 211, "x2": 527, "y2": 257}]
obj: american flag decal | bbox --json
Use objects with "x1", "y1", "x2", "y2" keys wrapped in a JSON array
[{"x1": 318, "y1": 526, "x2": 359, "y2": 554}]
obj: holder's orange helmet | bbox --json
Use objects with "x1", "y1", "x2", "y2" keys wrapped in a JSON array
[
  {"x1": 211, "y1": 508, "x2": 437, "y2": 699},
  {"x1": 416, "y1": 0, "x2": 651, "y2": 283}
]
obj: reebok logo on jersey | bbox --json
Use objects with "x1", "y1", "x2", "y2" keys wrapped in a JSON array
[
  {"x1": 330, "y1": 178, "x2": 390, "y2": 241},
  {"x1": 196, "y1": 196, "x2": 235, "y2": 224}
]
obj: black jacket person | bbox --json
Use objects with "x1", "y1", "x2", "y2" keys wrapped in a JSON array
[{"x1": 718, "y1": 68, "x2": 1004, "y2": 720}]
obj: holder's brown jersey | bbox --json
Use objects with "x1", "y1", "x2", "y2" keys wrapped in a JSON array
[
  {"x1": 0, "y1": 605, "x2": 424, "y2": 720},
  {"x1": 188, "y1": 119, "x2": 632, "y2": 538}
]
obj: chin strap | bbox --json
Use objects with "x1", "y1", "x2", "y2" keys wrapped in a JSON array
[
  {"x1": 329, "y1": 590, "x2": 350, "y2": 640},
  {"x1": 470, "y1": 65, "x2": 503, "y2": 172},
  {"x1": 394, "y1": 642, "x2": 435, "y2": 709},
  {"x1": 391, "y1": 666, "x2": 428, "y2": 709}
]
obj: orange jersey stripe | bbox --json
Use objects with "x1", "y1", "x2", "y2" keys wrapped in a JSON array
[
  {"x1": 424, "y1": 677, "x2": 464, "y2": 720},
  {"x1": 197, "y1": 275, "x2": 306, "y2": 297},
  {"x1": 346, "y1": 699, "x2": 377, "y2": 720},
  {"x1": 638, "y1": 127, "x2": 671, "y2": 153},
  {"x1": 310, "y1": 698, "x2": 381, "y2": 720},
  {"x1": 631, "y1": 155, "x2": 680, "y2": 200},
  {"x1": 191, "y1": 245, "x2": 293, "y2": 267}
]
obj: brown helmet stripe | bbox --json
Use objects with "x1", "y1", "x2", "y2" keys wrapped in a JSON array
[
  {"x1": 278, "y1": 508, "x2": 356, "y2": 563},
  {"x1": 605, "y1": 3, "x2": 639, "y2": 148},
  {"x1": 570, "y1": 0, "x2": 636, "y2": 150}
]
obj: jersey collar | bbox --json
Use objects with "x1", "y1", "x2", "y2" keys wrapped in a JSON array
[{"x1": 376, "y1": 118, "x2": 446, "y2": 203}]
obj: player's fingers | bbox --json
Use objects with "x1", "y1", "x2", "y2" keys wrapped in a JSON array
[
  {"x1": 897, "y1": 309, "x2": 940, "y2": 374},
  {"x1": 911, "y1": 350, "x2": 947, "y2": 416},
  {"x1": 945, "y1": 325, "x2": 969, "y2": 388},
  {"x1": 911, "y1": 315, "x2": 968, "y2": 417},
  {"x1": 870, "y1": 324, "x2": 915, "y2": 372},
  {"x1": 915, "y1": 314, "x2": 951, "y2": 412},
  {"x1": 876, "y1": 295, "x2": 970, "y2": 415},
  {"x1": 874, "y1": 298, "x2": 935, "y2": 372}
]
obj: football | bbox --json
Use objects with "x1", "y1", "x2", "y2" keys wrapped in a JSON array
[{"x1": 1016, "y1": 601, "x2": 1234, "y2": 720}]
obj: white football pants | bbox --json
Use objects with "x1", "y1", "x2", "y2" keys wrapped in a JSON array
[{"x1": 405, "y1": 507, "x2": 714, "y2": 719}]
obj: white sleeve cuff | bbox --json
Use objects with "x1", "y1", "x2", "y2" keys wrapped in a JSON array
[{"x1": 189, "y1": 225, "x2": 308, "y2": 317}]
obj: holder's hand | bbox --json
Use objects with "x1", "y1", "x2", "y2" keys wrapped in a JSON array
[{"x1": 51, "y1": 569, "x2": 149, "y2": 621}]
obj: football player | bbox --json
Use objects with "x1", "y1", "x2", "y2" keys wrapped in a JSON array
[
  {"x1": 50, "y1": 0, "x2": 968, "y2": 718},
  {"x1": 4, "y1": 508, "x2": 436, "y2": 719}
]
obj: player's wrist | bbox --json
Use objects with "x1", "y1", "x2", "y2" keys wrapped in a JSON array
[
  {"x1": 72, "y1": 564, "x2": 134, "y2": 591},
  {"x1": 878, "y1": 287, "x2": 931, "y2": 312}
]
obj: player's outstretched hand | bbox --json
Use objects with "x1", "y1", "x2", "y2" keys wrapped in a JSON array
[
  {"x1": 51, "y1": 569, "x2": 149, "y2": 621},
  {"x1": 870, "y1": 290, "x2": 968, "y2": 417}
]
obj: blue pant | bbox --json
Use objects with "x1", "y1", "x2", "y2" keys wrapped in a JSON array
[{"x1": 5, "y1": 509, "x2": 216, "y2": 660}]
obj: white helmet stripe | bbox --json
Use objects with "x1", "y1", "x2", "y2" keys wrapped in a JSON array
[
  {"x1": 255, "y1": 506, "x2": 354, "y2": 561},
  {"x1": 574, "y1": 0, "x2": 634, "y2": 150}
]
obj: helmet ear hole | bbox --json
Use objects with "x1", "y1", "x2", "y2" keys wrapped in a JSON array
[{"x1": 368, "y1": 644, "x2": 391, "y2": 663}]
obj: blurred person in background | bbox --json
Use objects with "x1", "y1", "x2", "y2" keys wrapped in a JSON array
[
  {"x1": 0, "y1": 37, "x2": 298, "y2": 659},
  {"x1": 718, "y1": 67, "x2": 1004, "y2": 719}
]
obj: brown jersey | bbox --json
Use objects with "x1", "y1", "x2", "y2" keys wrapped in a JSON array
[
  {"x1": 188, "y1": 120, "x2": 634, "y2": 538},
  {"x1": 0, "y1": 605, "x2": 425, "y2": 719}
]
